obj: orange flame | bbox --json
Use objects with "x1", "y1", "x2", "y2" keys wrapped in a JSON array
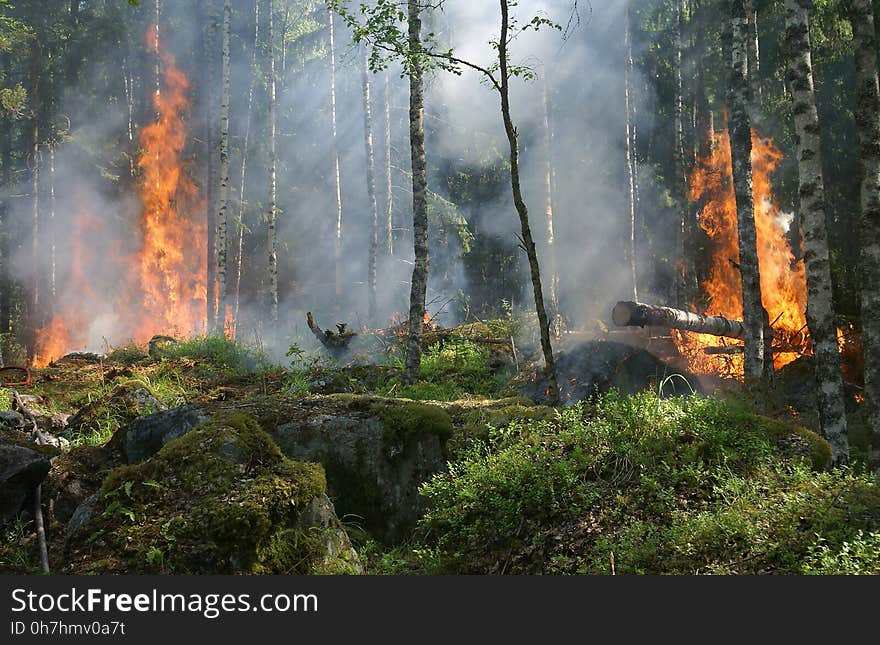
[
  {"x1": 128, "y1": 27, "x2": 206, "y2": 341},
  {"x1": 33, "y1": 26, "x2": 205, "y2": 367},
  {"x1": 674, "y1": 129, "x2": 807, "y2": 377}
]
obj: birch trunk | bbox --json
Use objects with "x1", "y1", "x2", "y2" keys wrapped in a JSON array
[
  {"x1": 362, "y1": 45, "x2": 379, "y2": 326},
  {"x1": 384, "y1": 73, "x2": 394, "y2": 256},
  {"x1": 329, "y1": 7, "x2": 343, "y2": 302},
  {"x1": 540, "y1": 72, "x2": 561, "y2": 337},
  {"x1": 729, "y1": 0, "x2": 765, "y2": 380},
  {"x1": 216, "y1": 0, "x2": 231, "y2": 334},
  {"x1": 625, "y1": 0, "x2": 638, "y2": 303},
  {"x1": 30, "y1": 119, "x2": 39, "y2": 327},
  {"x1": 204, "y1": 0, "x2": 218, "y2": 329},
  {"x1": 266, "y1": 0, "x2": 278, "y2": 323},
  {"x1": 0, "y1": 83, "x2": 10, "y2": 335},
  {"x1": 745, "y1": 0, "x2": 761, "y2": 103},
  {"x1": 403, "y1": 0, "x2": 429, "y2": 385},
  {"x1": 673, "y1": 0, "x2": 689, "y2": 307},
  {"x1": 498, "y1": 0, "x2": 559, "y2": 404},
  {"x1": 783, "y1": 0, "x2": 849, "y2": 464},
  {"x1": 233, "y1": 0, "x2": 260, "y2": 335},
  {"x1": 849, "y1": 0, "x2": 880, "y2": 472},
  {"x1": 49, "y1": 143, "x2": 55, "y2": 304}
]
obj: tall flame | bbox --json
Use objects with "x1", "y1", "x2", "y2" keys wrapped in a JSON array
[
  {"x1": 128, "y1": 26, "x2": 206, "y2": 342},
  {"x1": 33, "y1": 26, "x2": 205, "y2": 367},
  {"x1": 674, "y1": 129, "x2": 807, "y2": 377}
]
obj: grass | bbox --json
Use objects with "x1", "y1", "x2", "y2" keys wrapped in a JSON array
[{"x1": 376, "y1": 338, "x2": 510, "y2": 401}]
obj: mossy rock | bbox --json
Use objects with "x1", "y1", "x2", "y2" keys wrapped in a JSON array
[
  {"x1": 63, "y1": 412, "x2": 360, "y2": 574},
  {"x1": 753, "y1": 414, "x2": 832, "y2": 470}
]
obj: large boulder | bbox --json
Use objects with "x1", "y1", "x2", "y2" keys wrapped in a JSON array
[
  {"x1": 111, "y1": 394, "x2": 455, "y2": 543},
  {"x1": 110, "y1": 404, "x2": 208, "y2": 464},
  {"x1": 64, "y1": 412, "x2": 361, "y2": 574},
  {"x1": 268, "y1": 396, "x2": 452, "y2": 543},
  {"x1": 0, "y1": 442, "x2": 51, "y2": 521}
]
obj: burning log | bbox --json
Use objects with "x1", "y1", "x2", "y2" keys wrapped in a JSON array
[
  {"x1": 306, "y1": 312, "x2": 356, "y2": 350},
  {"x1": 613, "y1": 301, "x2": 813, "y2": 355},
  {"x1": 613, "y1": 301, "x2": 745, "y2": 339}
]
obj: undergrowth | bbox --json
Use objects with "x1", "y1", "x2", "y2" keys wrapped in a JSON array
[{"x1": 405, "y1": 391, "x2": 880, "y2": 574}]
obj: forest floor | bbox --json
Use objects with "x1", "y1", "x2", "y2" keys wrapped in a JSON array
[{"x1": 1, "y1": 323, "x2": 879, "y2": 575}]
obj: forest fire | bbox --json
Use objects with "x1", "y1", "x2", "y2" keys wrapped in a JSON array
[
  {"x1": 32, "y1": 26, "x2": 206, "y2": 367},
  {"x1": 673, "y1": 130, "x2": 808, "y2": 378}
]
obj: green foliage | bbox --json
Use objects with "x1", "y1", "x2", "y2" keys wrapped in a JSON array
[
  {"x1": 803, "y1": 530, "x2": 880, "y2": 574},
  {"x1": 377, "y1": 337, "x2": 509, "y2": 401},
  {"x1": 158, "y1": 335, "x2": 274, "y2": 376},
  {"x1": 414, "y1": 391, "x2": 870, "y2": 574}
]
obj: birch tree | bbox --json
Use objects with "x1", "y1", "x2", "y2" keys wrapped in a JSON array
[
  {"x1": 784, "y1": 0, "x2": 849, "y2": 464},
  {"x1": 233, "y1": 0, "x2": 260, "y2": 334},
  {"x1": 383, "y1": 72, "x2": 393, "y2": 256},
  {"x1": 728, "y1": 0, "x2": 765, "y2": 380},
  {"x1": 403, "y1": 0, "x2": 429, "y2": 385},
  {"x1": 540, "y1": 71, "x2": 561, "y2": 336},
  {"x1": 362, "y1": 44, "x2": 379, "y2": 326},
  {"x1": 848, "y1": 0, "x2": 880, "y2": 472},
  {"x1": 216, "y1": 0, "x2": 231, "y2": 333},
  {"x1": 266, "y1": 0, "x2": 278, "y2": 323},
  {"x1": 328, "y1": 5, "x2": 343, "y2": 302},
  {"x1": 625, "y1": 0, "x2": 638, "y2": 302}
]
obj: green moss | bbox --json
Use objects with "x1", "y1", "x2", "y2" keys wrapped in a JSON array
[
  {"x1": 71, "y1": 411, "x2": 331, "y2": 574},
  {"x1": 371, "y1": 400, "x2": 454, "y2": 448},
  {"x1": 754, "y1": 415, "x2": 832, "y2": 470}
]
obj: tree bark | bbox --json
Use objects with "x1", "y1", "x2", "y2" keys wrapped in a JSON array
[
  {"x1": 362, "y1": 45, "x2": 379, "y2": 326},
  {"x1": 728, "y1": 0, "x2": 765, "y2": 380},
  {"x1": 673, "y1": 0, "x2": 689, "y2": 307},
  {"x1": 384, "y1": 72, "x2": 394, "y2": 256},
  {"x1": 613, "y1": 300, "x2": 746, "y2": 338},
  {"x1": 403, "y1": 0, "x2": 430, "y2": 385},
  {"x1": 625, "y1": 1, "x2": 639, "y2": 303},
  {"x1": 266, "y1": 0, "x2": 278, "y2": 323},
  {"x1": 745, "y1": 0, "x2": 761, "y2": 103},
  {"x1": 849, "y1": 0, "x2": 880, "y2": 472},
  {"x1": 233, "y1": 0, "x2": 260, "y2": 336},
  {"x1": 783, "y1": 0, "x2": 849, "y2": 464},
  {"x1": 203, "y1": 0, "x2": 219, "y2": 329},
  {"x1": 216, "y1": 0, "x2": 231, "y2": 334},
  {"x1": 329, "y1": 7, "x2": 343, "y2": 304},
  {"x1": 48, "y1": 143, "x2": 55, "y2": 305},
  {"x1": 498, "y1": 0, "x2": 559, "y2": 404},
  {"x1": 540, "y1": 71, "x2": 561, "y2": 337}
]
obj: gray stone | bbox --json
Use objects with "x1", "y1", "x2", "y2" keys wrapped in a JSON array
[
  {"x1": 0, "y1": 411, "x2": 25, "y2": 430},
  {"x1": 113, "y1": 404, "x2": 209, "y2": 464},
  {"x1": 0, "y1": 442, "x2": 51, "y2": 521}
]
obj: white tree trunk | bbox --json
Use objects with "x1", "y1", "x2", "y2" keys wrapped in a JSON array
[
  {"x1": 329, "y1": 7, "x2": 343, "y2": 303},
  {"x1": 403, "y1": 0, "x2": 430, "y2": 385},
  {"x1": 266, "y1": 0, "x2": 278, "y2": 323},
  {"x1": 850, "y1": 0, "x2": 880, "y2": 472},
  {"x1": 362, "y1": 45, "x2": 379, "y2": 326},
  {"x1": 783, "y1": 0, "x2": 849, "y2": 464},
  {"x1": 233, "y1": 0, "x2": 260, "y2": 336},
  {"x1": 216, "y1": 0, "x2": 231, "y2": 334}
]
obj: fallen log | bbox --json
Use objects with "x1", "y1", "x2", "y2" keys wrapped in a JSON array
[
  {"x1": 612, "y1": 301, "x2": 812, "y2": 354},
  {"x1": 612, "y1": 301, "x2": 745, "y2": 339}
]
